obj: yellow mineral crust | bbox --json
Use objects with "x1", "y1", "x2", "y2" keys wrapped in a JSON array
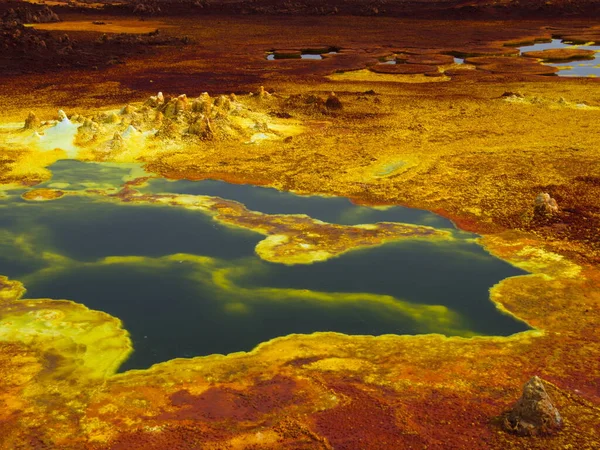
[
  {"x1": 0, "y1": 276, "x2": 132, "y2": 380},
  {"x1": 1, "y1": 91, "x2": 305, "y2": 168},
  {"x1": 0, "y1": 146, "x2": 63, "y2": 190}
]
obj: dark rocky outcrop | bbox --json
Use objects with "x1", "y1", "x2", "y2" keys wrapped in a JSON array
[
  {"x1": 1, "y1": 6, "x2": 59, "y2": 24},
  {"x1": 503, "y1": 376, "x2": 562, "y2": 436},
  {"x1": 325, "y1": 92, "x2": 343, "y2": 110}
]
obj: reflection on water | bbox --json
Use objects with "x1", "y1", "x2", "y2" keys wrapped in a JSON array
[
  {"x1": 519, "y1": 39, "x2": 568, "y2": 52},
  {"x1": 519, "y1": 38, "x2": 600, "y2": 77},
  {"x1": 142, "y1": 176, "x2": 454, "y2": 229},
  {"x1": 0, "y1": 161, "x2": 530, "y2": 370},
  {"x1": 36, "y1": 160, "x2": 149, "y2": 191},
  {"x1": 266, "y1": 50, "x2": 337, "y2": 60}
]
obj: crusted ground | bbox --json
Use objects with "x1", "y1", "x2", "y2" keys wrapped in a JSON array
[{"x1": 0, "y1": 12, "x2": 599, "y2": 450}]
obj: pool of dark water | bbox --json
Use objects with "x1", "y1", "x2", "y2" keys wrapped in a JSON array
[
  {"x1": 267, "y1": 53, "x2": 323, "y2": 60},
  {"x1": 519, "y1": 39, "x2": 600, "y2": 77},
  {"x1": 0, "y1": 161, "x2": 529, "y2": 371}
]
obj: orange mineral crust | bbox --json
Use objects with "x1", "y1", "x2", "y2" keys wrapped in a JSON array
[
  {"x1": 1, "y1": 12, "x2": 600, "y2": 449},
  {"x1": 522, "y1": 48, "x2": 597, "y2": 62},
  {"x1": 21, "y1": 188, "x2": 65, "y2": 201}
]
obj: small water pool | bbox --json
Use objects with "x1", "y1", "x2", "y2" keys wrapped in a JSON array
[
  {"x1": 266, "y1": 50, "x2": 338, "y2": 60},
  {"x1": 519, "y1": 38, "x2": 600, "y2": 77}
]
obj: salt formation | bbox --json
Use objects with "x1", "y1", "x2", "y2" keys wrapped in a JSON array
[{"x1": 30, "y1": 110, "x2": 80, "y2": 156}]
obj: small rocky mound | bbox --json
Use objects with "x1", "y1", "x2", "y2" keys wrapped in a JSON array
[
  {"x1": 500, "y1": 91, "x2": 524, "y2": 99},
  {"x1": 325, "y1": 92, "x2": 343, "y2": 110},
  {"x1": 534, "y1": 192, "x2": 559, "y2": 216},
  {"x1": 503, "y1": 376, "x2": 562, "y2": 436}
]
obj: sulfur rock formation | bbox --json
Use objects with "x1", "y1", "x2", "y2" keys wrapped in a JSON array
[
  {"x1": 8, "y1": 89, "x2": 303, "y2": 164},
  {"x1": 503, "y1": 376, "x2": 562, "y2": 436}
]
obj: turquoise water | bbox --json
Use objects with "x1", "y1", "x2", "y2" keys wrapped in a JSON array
[{"x1": 0, "y1": 161, "x2": 529, "y2": 371}]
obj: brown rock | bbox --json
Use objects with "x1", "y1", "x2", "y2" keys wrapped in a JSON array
[
  {"x1": 192, "y1": 93, "x2": 212, "y2": 114},
  {"x1": 176, "y1": 94, "x2": 189, "y2": 113},
  {"x1": 534, "y1": 193, "x2": 559, "y2": 216},
  {"x1": 504, "y1": 376, "x2": 562, "y2": 436},
  {"x1": 145, "y1": 92, "x2": 164, "y2": 108},
  {"x1": 325, "y1": 92, "x2": 343, "y2": 110},
  {"x1": 24, "y1": 112, "x2": 40, "y2": 129}
]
